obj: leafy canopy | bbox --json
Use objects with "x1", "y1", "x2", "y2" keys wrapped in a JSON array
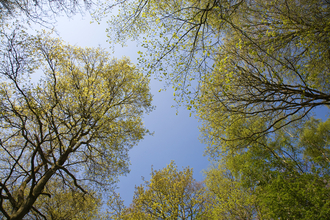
[
  {"x1": 105, "y1": 0, "x2": 330, "y2": 142},
  {"x1": 0, "y1": 29, "x2": 153, "y2": 219},
  {"x1": 32, "y1": 178, "x2": 103, "y2": 220},
  {"x1": 204, "y1": 117, "x2": 330, "y2": 219},
  {"x1": 109, "y1": 161, "x2": 208, "y2": 220}
]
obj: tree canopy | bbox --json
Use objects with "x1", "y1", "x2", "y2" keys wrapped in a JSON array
[
  {"x1": 0, "y1": 29, "x2": 153, "y2": 219},
  {"x1": 105, "y1": 0, "x2": 330, "y2": 143},
  {"x1": 202, "y1": 117, "x2": 330, "y2": 219},
  {"x1": 106, "y1": 116, "x2": 330, "y2": 219},
  {"x1": 31, "y1": 178, "x2": 102, "y2": 220},
  {"x1": 109, "y1": 161, "x2": 208, "y2": 220},
  {"x1": 204, "y1": 164, "x2": 259, "y2": 219}
]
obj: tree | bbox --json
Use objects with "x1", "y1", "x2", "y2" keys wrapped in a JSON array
[
  {"x1": 105, "y1": 0, "x2": 330, "y2": 143},
  {"x1": 209, "y1": 117, "x2": 330, "y2": 219},
  {"x1": 256, "y1": 118, "x2": 330, "y2": 219},
  {"x1": 198, "y1": 0, "x2": 330, "y2": 144},
  {"x1": 31, "y1": 178, "x2": 103, "y2": 220},
  {"x1": 109, "y1": 161, "x2": 209, "y2": 219},
  {"x1": 0, "y1": 0, "x2": 93, "y2": 22},
  {"x1": 204, "y1": 164, "x2": 260, "y2": 220},
  {"x1": 0, "y1": 29, "x2": 153, "y2": 219}
]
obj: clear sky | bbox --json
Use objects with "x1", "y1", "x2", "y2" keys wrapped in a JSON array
[{"x1": 50, "y1": 13, "x2": 210, "y2": 206}]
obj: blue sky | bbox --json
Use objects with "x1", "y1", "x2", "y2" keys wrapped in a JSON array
[{"x1": 52, "y1": 14, "x2": 210, "y2": 205}]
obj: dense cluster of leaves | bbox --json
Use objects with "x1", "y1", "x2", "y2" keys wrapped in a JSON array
[
  {"x1": 32, "y1": 179, "x2": 102, "y2": 220},
  {"x1": 197, "y1": 0, "x2": 330, "y2": 144},
  {"x1": 225, "y1": 118, "x2": 330, "y2": 219},
  {"x1": 109, "y1": 162, "x2": 209, "y2": 219}
]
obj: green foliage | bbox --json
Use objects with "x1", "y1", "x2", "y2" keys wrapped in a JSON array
[
  {"x1": 0, "y1": 29, "x2": 153, "y2": 219},
  {"x1": 257, "y1": 172, "x2": 330, "y2": 219},
  {"x1": 32, "y1": 178, "x2": 103, "y2": 220},
  {"x1": 204, "y1": 164, "x2": 259, "y2": 219},
  {"x1": 105, "y1": 0, "x2": 330, "y2": 140},
  {"x1": 105, "y1": 0, "x2": 225, "y2": 102},
  {"x1": 102, "y1": 1, "x2": 330, "y2": 219},
  {"x1": 105, "y1": 117, "x2": 330, "y2": 220},
  {"x1": 209, "y1": 117, "x2": 330, "y2": 219},
  {"x1": 109, "y1": 161, "x2": 209, "y2": 220}
]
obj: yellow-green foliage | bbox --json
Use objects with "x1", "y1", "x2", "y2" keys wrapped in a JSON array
[
  {"x1": 110, "y1": 161, "x2": 208, "y2": 220},
  {"x1": 0, "y1": 32, "x2": 153, "y2": 219},
  {"x1": 106, "y1": 0, "x2": 330, "y2": 141},
  {"x1": 204, "y1": 118, "x2": 330, "y2": 219},
  {"x1": 32, "y1": 179, "x2": 102, "y2": 220},
  {"x1": 204, "y1": 164, "x2": 259, "y2": 220}
]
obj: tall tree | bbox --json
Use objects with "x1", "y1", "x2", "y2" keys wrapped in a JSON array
[
  {"x1": 105, "y1": 0, "x2": 330, "y2": 142},
  {"x1": 31, "y1": 178, "x2": 103, "y2": 220},
  {"x1": 109, "y1": 161, "x2": 208, "y2": 220},
  {"x1": 0, "y1": 29, "x2": 153, "y2": 219},
  {"x1": 205, "y1": 117, "x2": 330, "y2": 219}
]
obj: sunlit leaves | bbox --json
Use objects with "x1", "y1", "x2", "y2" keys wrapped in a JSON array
[
  {"x1": 0, "y1": 32, "x2": 153, "y2": 219},
  {"x1": 105, "y1": 0, "x2": 225, "y2": 103},
  {"x1": 101, "y1": 1, "x2": 330, "y2": 219},
  {"x1": 210, "y1": 117, "x2": 330, "y2": 219},
  {"x1": 105, "y1": 0, "x2": 330, "y2": 142},
  {"x1": 32, "y1": 179, "x2": 103, "y2": 220},
  {"x1": 109, "y1": 161, "x2": 208, "y2": 220},
  {"x1": 204, "y1": 164, "x2": 259, "y2": 219},
  {"x1": 194, "y1": 0, "x2": 330, "y2": 150}
]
